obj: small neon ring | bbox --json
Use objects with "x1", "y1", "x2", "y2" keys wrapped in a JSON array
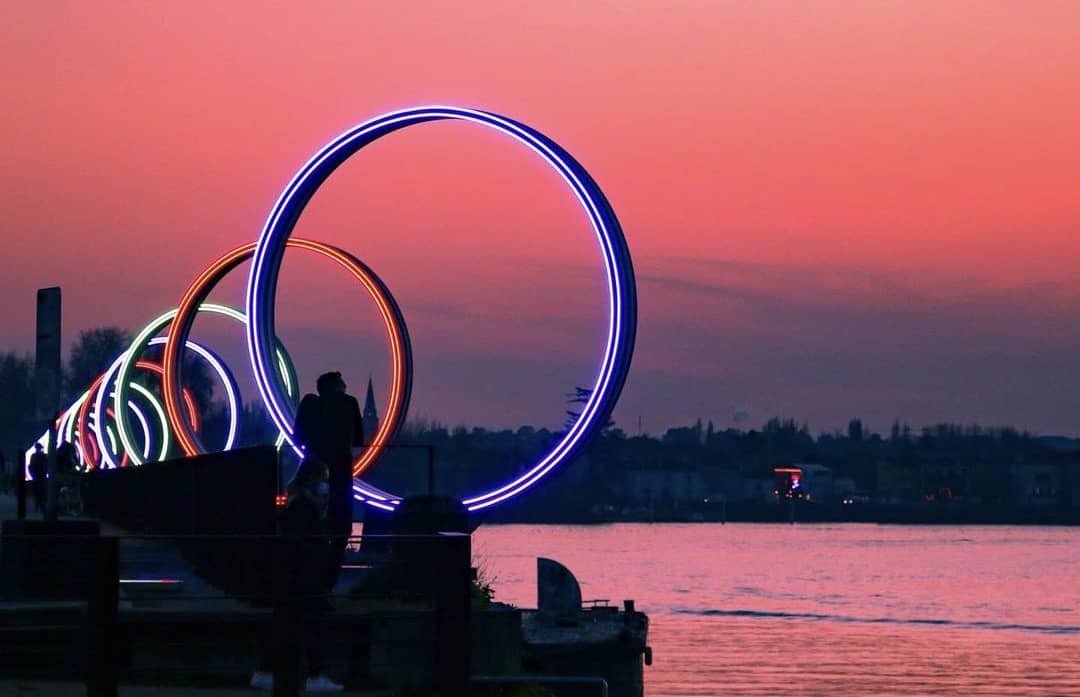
[
  {"x1": 94, "y1": 352, "x2": 182, "y2": 468},
  {"x1": 92, "y1": 353, "x2": 130, "y2": 468},
  {"x1": 103, "y1": 388, "x2": 156, "y2": 461},
  {"x1": 112, "y1": 321, "x2": 243, "y2": 466},
  {"x1": 67, "y1": 357, "x2": 201, "y2": 469},
  {"x1": 92, "y1": 357, "x2": 167, "y2": 467}
]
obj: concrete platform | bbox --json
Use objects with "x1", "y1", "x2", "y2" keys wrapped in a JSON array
[{"x1": 0, "y1": 682, "x2": 390, "y2": 696}]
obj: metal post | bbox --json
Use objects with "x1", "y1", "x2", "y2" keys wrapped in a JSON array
[
  {"x1": 426, "y1": 445, "x2": 435, "y2": 496},
  {"x1": 46, "y1": 427, "x2": 58, "y2": 522},
  {"x1": 86, "y1": 536, "x2": 118, "y2": 697},
  {"x1": 16, "y1": 466, "x2": 26, "y2": 519},
  {"x1": 272, "y1": 537, "x2": 301, "y2": 697},
  {"x1": 433, "y1": 532, "x2": 471, "y2": 695}
]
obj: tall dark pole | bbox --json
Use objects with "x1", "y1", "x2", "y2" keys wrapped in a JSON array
[
  {"x1": 34, "y1": 287, "x2": 62, "y2": 429},
  {"x1": 427, "y1": 445, "x2": 435, "y2": 497},
  {"x1": 35, "y1": 287, "x2": 62, "y2": 521}
]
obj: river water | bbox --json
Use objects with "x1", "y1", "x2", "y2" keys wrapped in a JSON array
[{"x1": 473, "y1": 524, "x2": 1080, "y2": 696}]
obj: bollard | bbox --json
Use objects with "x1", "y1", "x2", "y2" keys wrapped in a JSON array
[
  {"x1": 86, "y1": 536, "x2": 118, "y2": 697},
  {"x1": 16, "y1": 469, "x2": 26, "y2": 519},
  {"x1": 271, "y1": 536, "x2": 302, "y2": 697},
  {"x1": 46, "y1": 428, "x2": 59, "y2": 522},
  {"x1": 432, "y1": 532, "x2": 471, "y2": 696}
]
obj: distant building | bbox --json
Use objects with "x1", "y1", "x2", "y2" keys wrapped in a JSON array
[
  {"x1": 773, "y1": 467, "x2": 803, "y2": 500},
  {"x1": 625, "y1": 468, "x2": 706, "y2": 506},
  {"x1": 1066, "y1": 465, "x2": 1080, "y2": 508},
  {"x1": 833, "y1": 476, "x2": 857, "y2": 499},
  {"x1": 1010, "y1": 463, "x2": 1061, "y2": 507},
  {"x1": 921, "y1": 460, "x2": 971, "y2": 501},
  {"x1": 742, "y1": 477, "x2": 775, "y2": 504},
  {"x1": 362, "y1": 375, "x2": 379, "y2": 444},
  {"x1": 771, "y1": 464, "x2": 834, "y2": 503},
  {"x1": 793, "y1": 463, "x2": 834, "y2": 502}
]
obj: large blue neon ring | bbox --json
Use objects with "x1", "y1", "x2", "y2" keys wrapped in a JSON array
[{"x1": 247, "y1": 106, "x2": 637, "y2": 511}]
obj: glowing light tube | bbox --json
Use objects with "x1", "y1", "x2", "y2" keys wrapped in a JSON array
[
  {"x1": 246, "y1": 106, "x2": 636, "y2": 510},
  {"x1": 111, "y1": 310, "x2": 243, "y2": 466},
  {"x1": 164, "y1": 242, "x2": 410, "y2": 479},
  {"x1": 157, "y1": 301, "x2": 301, "y2": 457}
]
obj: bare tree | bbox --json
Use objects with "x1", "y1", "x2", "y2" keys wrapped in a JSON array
[
  {"x1": 66, "y1": 326, "x2": 216, "y2": 423},
  {"x1": 66, "y1": 327, "x2": 132, "y2": 400},
  {"x1": 0, "y1": 351, "x2": 35, "y2": 454}
]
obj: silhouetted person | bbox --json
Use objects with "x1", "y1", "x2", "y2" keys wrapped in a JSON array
[
  {"x1": 27, "y1": 444, "x2": 47, "y2": 516},
  {"x1": 251, "y1": 460, "x2": 343, "y2": 693},
  {"x1": 293, "y1": 371, "x2": 363, "y2": 592},
  {"x1": 55, "y1": 441, "x2": 76, "y2": 474}
]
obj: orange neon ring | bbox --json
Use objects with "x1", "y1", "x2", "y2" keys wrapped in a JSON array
[
  {"x1": 134, "y1": 360, "x2": 202, "y2": 433},
  {"x1": 76, "y1": 373, "x2": 107, "y2": 469},
  {"x1": 161, "y1": 238, "x2": 412, "y2": 478}
]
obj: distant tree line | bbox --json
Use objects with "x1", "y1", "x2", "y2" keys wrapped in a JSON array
[
  {"x1": 0, "y1": 326, "x2": 225, "y2": 459},
  {"x1": 360, "y1": 413, "x2": 1072, "y2": 515},
  {"x1": 1, "y1": 331, "x2": 1074, "y2": 515}
]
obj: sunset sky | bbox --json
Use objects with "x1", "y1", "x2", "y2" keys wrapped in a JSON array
[{"x1": 3, "y1": 2, "x2": 1080, "y2": 435}]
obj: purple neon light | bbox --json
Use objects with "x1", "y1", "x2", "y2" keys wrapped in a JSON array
[
  {"x1": 146, "y1": 336, "x2": 240, "y2": 452},
  {"x1": 127, "y1": 395, "x2": 152, "y2": 459},
  {"x1": 95, "y1": 336, "x2": 240, "y2": 467},
  {"x1": 246, "y1": 106, "x2": 631, "y2": 510},
  {"x1": 92, "y1": 354, "x2": 128, "y2": 469},
  {"x1": 246, "y1": 107, "x2": 624, "y2": 508}
]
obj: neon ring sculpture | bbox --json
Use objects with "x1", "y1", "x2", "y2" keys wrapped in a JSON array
[
  {"x1": 246, "y1": 106, "x2": 637, "y2": 511},
  {"x1": 162, "y1": 238, "x2": 413, "y2": 473},
  {"x1": 59, "y1": 358, "x2": 200, "y2": 471},
  {"x1": 95, "y1": 390, "x2": 156, "y2": 467},
  {"x1": 76, "y1": 372, "x2": 112, "y2": 469},
  {"x1": 113, "y1": 305, "x2": 300, "y2": 466},
  {"x1": 74, "y1": 356, "x2": 175, "y2": 470},
  {"x1": 33, "y1": 353, "x2": 204, "y2": 472},
  {"x1": 101, "y1": 334, "x2": 241, "y2": 469},
  {"x1": 133, "y1": 360, "x2": 202, "y2": 438}
]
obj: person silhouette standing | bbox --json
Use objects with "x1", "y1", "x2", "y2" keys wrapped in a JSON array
[
  {"x1": 292, "y1": 371, "x2": 364, "y2": 593},
  {"x1": 27, "y1": 444, "x2": 48, "y2": 516}
]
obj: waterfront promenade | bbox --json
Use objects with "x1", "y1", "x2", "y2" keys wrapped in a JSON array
[{"x1": 0, "y1": 683, "x2": 374, "y2": 697}]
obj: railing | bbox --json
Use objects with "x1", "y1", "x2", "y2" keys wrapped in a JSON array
[
  {"x1": 473, "y1": 674, "x2": 609, "y2": 697},
  {"x1": 0, "y1": 529, "x2": 473, "y2": 697}
]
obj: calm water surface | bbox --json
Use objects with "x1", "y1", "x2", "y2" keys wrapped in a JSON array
[{"x1": 473, "y1": 524, "x2": 1080, "y2": 696}]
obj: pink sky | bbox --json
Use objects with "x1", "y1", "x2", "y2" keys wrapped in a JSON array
[{"x1": 3, "y1": 2, "x2": 1080, "y2": 434}]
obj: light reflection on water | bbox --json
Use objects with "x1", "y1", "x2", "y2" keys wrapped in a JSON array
[{"x1": 473, "y1": 524, "x2": 1080, "y2": 696}]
